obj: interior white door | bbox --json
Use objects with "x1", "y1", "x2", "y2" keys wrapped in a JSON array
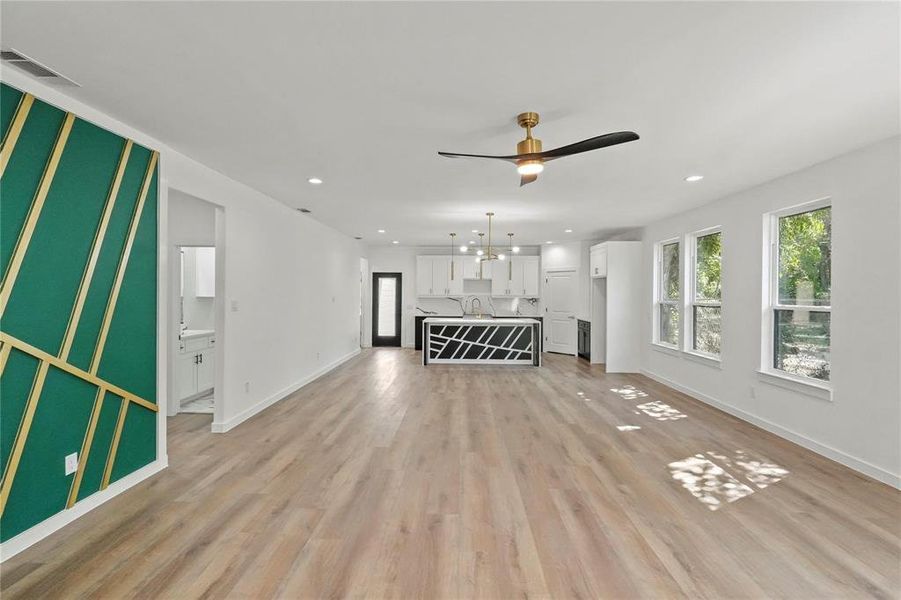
[{"x1": 544, "y1": 268, "x2": 577, "y2": 354}]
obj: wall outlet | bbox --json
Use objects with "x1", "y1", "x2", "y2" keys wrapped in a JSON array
[
  {"x1": 316, "y1": 351, "x2": 321, "y2": 361},
  {"x1": 231, "y1": 299, "x2": 240, "y2": 312},
  {"x1": 65, "y1": 452, "x2": 78, "y2": 475},
  {"x1": 244, "y1": 381, "x2": 250, "y2": 393}
]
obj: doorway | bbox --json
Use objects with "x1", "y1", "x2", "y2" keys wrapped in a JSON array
[
  {"x1": 372, "y1": 272, "x2": 402, "y2": 347},
  {"x1": 544, "y1": 268, "x2": 577, "y2": 355},
  {"x1": 173, "y1": 245, "x2": 217, "y2": 414}
]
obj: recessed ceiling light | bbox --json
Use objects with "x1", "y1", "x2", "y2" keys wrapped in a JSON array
[
  {"x1": 460, "y1": 245, "x2": 468, "y2": 252},
  {"x1": 308, "y1": 177, "x2": 323, "y2": 185},
  {"x1": 377, "y1": 229, "x2": 386, "y2": 233},
  {"x1": 392, "y1": 240, "x2": 399, "y2": 244},
  {"x1": 471, "y1": 229, "x2": 478, "y2": 233},
  {"x1": 564, "y1": 229, "x2": 573, "y2": 233},
  {"x1": 469, "y1": 240, "x2": 475, "y2": 245},
  {"x1": 546, "y1": 241, "x2": 554, "y2": 244},
  {"x1": 684, "y1": 175, "x2": 704, "y2": 182},
  {"x1": 512, "y1": 246, "x2": 520, "y2": 253}
]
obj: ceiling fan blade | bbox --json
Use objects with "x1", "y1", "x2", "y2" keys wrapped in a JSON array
[
  {"x1": 536, "y1": 131, "x2": 639, "y2": 161},
  {"x1": 439, "y1": 131, "x2": 638, "y2": 164},
  {"x1": 520, "y1": 173, "x2": 538, "y2": 187},
  {"x1": 437, "y1": 151, "x2": 518, "y2": 163}
]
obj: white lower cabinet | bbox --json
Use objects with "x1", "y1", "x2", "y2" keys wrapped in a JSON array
[{"x1": 175, "y1": 333, "x2": 215, "y2": 403}]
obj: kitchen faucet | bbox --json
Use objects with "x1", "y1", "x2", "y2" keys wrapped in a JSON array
[{"x1": 464, "y1": 296, "x2": 483, "y2": 318}]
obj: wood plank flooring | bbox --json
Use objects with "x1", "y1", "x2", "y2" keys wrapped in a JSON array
[{"x1": 2, "y1": 348, "x2": 899, "y2": 598}]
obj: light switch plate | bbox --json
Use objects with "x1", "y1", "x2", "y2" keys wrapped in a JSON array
[{"x1": 65, "y1": 452, "x2": 78, "y2": 475}]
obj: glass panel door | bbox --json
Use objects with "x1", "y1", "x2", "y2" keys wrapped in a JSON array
[{"x1": 372, "y1": 273, "x2": 402, "y2": 346}]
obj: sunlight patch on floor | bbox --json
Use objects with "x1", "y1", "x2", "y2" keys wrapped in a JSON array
[
  {"x1": 637, "y1": 400, "x2": 687, "y2": 421},
  {"x1": 610, "y1": 385, "x2": 648, "y2": 400},
  {"x1": 669, "y1": 455, "x2": 755, "y2": 510},
  {"x1": 617, "y1": 425, "x2": 641, "y2": 432},
  {"x1": 669, "y1": 451, "x2": 790, "y2": 510}
]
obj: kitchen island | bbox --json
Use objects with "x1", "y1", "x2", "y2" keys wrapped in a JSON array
[{"x1": 422, "y1": 317, "x2": 541, "y2": 366}]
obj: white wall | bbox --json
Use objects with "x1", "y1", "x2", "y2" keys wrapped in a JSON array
[
  {"x1": 169, "y1": 189, "x2": 216, "y2": 246},
  {"x1": 365, "y1": 245, "x2": 541, "y2": 348},
  {"x1": 166, "y1": 152, "x2": 365, "y2": 431},
  {"x1": 639, "y1": 137, "x2": 901, "y2": 486}
]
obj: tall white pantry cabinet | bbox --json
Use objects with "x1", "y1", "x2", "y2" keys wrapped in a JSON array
[{"x1": 589, "y1": 241, "x2": 642, "y2": 372}]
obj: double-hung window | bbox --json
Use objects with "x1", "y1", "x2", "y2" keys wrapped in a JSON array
[
  {"x1": 688, "y1": 229, "x2": 722, "y2": 357},
  {"x1": 766, "y1": 200, "x2": 831, "y2": 383},
  {"x1": 655, "y1": 239, "x2": 681, "y2": 347}
]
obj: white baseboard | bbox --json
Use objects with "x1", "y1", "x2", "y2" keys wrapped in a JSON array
[
  {"x1": 0, "y1": 457, "x2": 168, "y2": 562},
  {"x1": 211, "y1": 348, "x2": 361, "y2": 433},
  {"x1": 640, "y1": 369, "x2": 901, "y2": 489}
]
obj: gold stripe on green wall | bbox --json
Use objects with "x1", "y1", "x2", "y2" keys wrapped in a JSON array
[
  {"x1": 89, "y1": 150, "x2": 158, "y2": 375},
  {"x1": 101, "y1": 398, "x2": 129, "y2": 490},
  {"x1": 0, "y1": 342, "x2": 10, "y2": 376},
  {"x1": 59, "y1": 139, "x2": 134, "y2": 361},
  {"x1": 0, "y1": 112, "x2": 75, "y2": 318},
  {"x1": 66, "y1": 389, "x2": 105, "y2": 508},
  {"x1": 0, "y1": 361, "x2": 49, "y2": 517},
  {"x1": 0, "y1": 331, "x2": 157, "y2": 412},
  {"x1": 0, "y1": 93, "x2": 35, "y2": 178}
]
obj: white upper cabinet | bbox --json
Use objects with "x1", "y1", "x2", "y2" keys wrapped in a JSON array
[
  {"x1": 447, "y1": 256, "x2": 464, "y2": 296},
  {"x1": 490, "y1": 256, "x2": 539, "y2": 297},
  {"x1": 195, "y1": 247, "x2": 216, "y2": 297},
  {"x1": 521, "y1": 256, "x2": 540, "y2": 296},
  {"x1": 460, "y1": 255, "x2": 491, "y2": 279},
  {"x1": 590, "y1": 244, "x2": 608, "y2": 278},
  {"x1": 416, "y1": 256, "x2": 464, "y2": 297},
  {"x1": 417, "y1": 254, "x2": 538, "y2": 297},
  {"x1": 416, "y1": 256, "x2": 435, "y2": 296}
]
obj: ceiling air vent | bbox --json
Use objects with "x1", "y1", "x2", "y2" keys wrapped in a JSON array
[
  {"x1": 1, "y1": 48, "x2": 80, "y2": 86},
  {"x1": 297, "y1": 208, "x2": 312, "y2": 214}
]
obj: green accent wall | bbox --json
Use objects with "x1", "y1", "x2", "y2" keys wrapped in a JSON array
[{"x1": 0, "y1": 82, "x2": 158, "y2": 542}]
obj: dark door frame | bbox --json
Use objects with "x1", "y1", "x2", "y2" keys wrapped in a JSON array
[{"x1": 372, "y1": 272, "x2": 402, "y2": 347}]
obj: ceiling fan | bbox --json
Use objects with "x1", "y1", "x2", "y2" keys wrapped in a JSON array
[{"x1": 438, "y1": 112, "x2": 639, "y2": 186}]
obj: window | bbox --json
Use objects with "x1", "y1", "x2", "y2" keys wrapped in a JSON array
[
  {"x1": 766, "y1": 201, "x2": 831, "y2": 382},
  {"x1": 688, "y1": 229, "x2": 722, "y2": 357},
  {"x1": 655, "y1": 239, "x2": 680, "y2": 346}
]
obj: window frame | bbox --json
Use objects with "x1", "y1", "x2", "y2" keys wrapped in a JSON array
[
  {"x1": 653, "y1": 238, "x2": 681, "y2": 349},
  {"x1": 761, "y1": 197, "x2": 832, "y2": 392},
  {"x1": 685, "y1": 226, "x2": 723, "y2": 360}
]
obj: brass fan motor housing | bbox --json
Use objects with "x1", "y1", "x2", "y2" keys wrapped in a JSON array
[{"x1": 516, "y1": 111, "x2": 542, "y2": 155}]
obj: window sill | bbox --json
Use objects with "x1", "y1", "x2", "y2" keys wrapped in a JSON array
[
  {"x1": 756, "y1": 369, "x2": 833, "y2": 402},
  {"x1": 650, "y1": 342, "x2": 681, "y2": 357},
  {"x1": 683, "y1": 351, "x2": 722, "y2": 369}
]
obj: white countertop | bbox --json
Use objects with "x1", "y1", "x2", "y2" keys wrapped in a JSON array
[
  {"x1": 423, "y1": 317, "x2": 539, "y2": 326},
  {"x1": 180, "y1": 329, "x2": 215, "y2": 340}
]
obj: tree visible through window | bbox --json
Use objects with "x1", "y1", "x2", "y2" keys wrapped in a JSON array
[
  {"x1": 692, "y1": 231, "x2": 721, "y2": 355},
  {"x1": 772, "y1": 205, "x2": 831, "y2": 381}
]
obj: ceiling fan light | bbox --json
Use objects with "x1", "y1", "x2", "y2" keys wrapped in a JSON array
[{"x1": 517, "y1": 160, "x2": 544, "y2": 176}]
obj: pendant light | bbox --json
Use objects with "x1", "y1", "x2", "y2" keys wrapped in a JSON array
[{"x1": 449, "y1": 233, "x2": 456, "y2": 280}]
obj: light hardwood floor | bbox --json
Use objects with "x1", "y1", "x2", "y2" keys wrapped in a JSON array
[{"x1": 2, "y1": 349, "x2": 899, "y2": 599}]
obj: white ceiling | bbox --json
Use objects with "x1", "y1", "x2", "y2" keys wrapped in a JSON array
[{"x1": 2, "y1": 2, "x2": 898, "y2": 246}]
